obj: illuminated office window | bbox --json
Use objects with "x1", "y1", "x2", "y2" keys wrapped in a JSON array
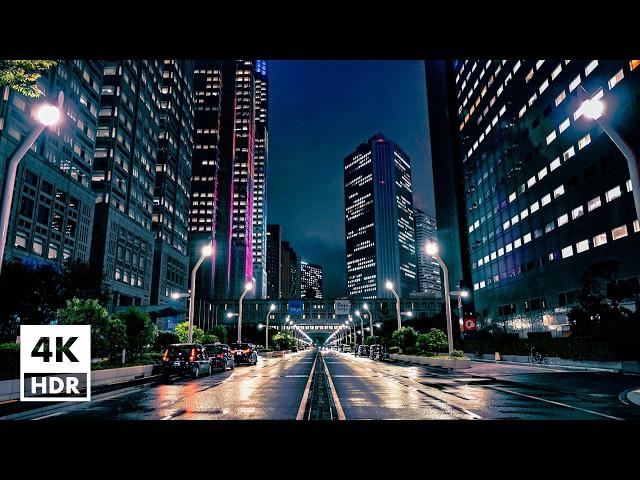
[
  {"x1": 527, "y1": 176, "x2": 536, "y2": 188},
  {"x1": 593, "y1": 233, "x2": 607, "y2": 247},
  {"x1": 539, "y1": 79, "x2": 549, "y2": 94},
  {"x1": 578, "y1": 134, "x2": 591, "y2": 150},
  {"x1": 546, "y1": 131, "x2": 557, "y2": 145},
  {"x1": 551, "y1": 63, "x2": 562, "y2": 80},
  {"x1": 561, "y1": 245, "x2": 574, "y2": 259},
  {"x1": 563, "y1": 147, "x2": 575, "y2": 161},
  {"x1": 557, "y1": 213, "x2": 569, "y2": 227},
  {"x1": 554, "y1": 185, "x2": 565, "y2": 198},
  {"x1": 588, "y1": 196, "x2": 601, "y2": 211},
  {"x1": 584, "y1": 60, "x2": 598, "y2": 76},
  {"x1": 523, "y1": 233, "x2": 532, "y2": 244},
  {"x1": 555, "y1": 90, "x2": 566, "y2": 106},
  {"x1": 569, "y1": 75, "x2": 581, "y2": 92},
  {"x1": 538, "y1": 167, "x2": 548, "y2": 180},
  {"x1": 541, "y1": 193, "x2": 551, "y2": 206},
  {"x1": 608, "y1": 69, "x2": 624, "y2": 89},
  {"x1": 509, "y1": 192, "x2": 516, "y2": 203},
  {"x1": 630, "y1": 60, "x2": 640, "y2": 71},
  {"x1": 550, "y1": 157, "x2": 561, "y2": 171},
  {"x1": 606, "y1": 186, "x2": 622, "y2": 202},
  {"x1": 576, "y1": 240, "x2": 589, "y2": 253},
  {"x1": 559, "y1": 118, "x2": 570, "y2": 133},
  {"x1": 571, "y1": 205, "x2": 584, "y2": 220},
  {"x1": 626, "y1": 179, "x2": 633, "y2": 192},
  {"x1": 530, "y1": 201, "x2": 540, "y2": 213},
  {"x1": 612, "y1": 224, "x2": 628, "y2": 240}
]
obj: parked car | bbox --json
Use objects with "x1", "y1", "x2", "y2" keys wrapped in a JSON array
[
  {"x1": 369, "y1": 344, "x2": 385, "y2": 361},
  {"x1": 229, "y1": 342, "x2": 258, "y2": 365},
  {"x1": 162, "y1": 343, "x2": 211, "y2": 379},
  {"x1": 343, "y1": 345, "x2": 352, "y2": 353},
  {"x1": 356, "y1": 345, "x2": 370, "y2": 357},
  {"x1": 205, "y1": 343, "x2": 235, "y2": 371}
]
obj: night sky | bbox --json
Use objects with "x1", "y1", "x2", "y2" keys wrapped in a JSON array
[{"x1": 268, "y1": 60, "x2": 434, "y2": 298}]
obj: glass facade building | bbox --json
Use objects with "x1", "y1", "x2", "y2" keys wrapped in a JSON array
[
  {"x1": 415, "y1": 208, "x2": 441, "y2": 294},
  {"x1": 301, "y1": 261, "x2": 323, "y2": 299},
  {"x1": 266, "y1": 224, "x2": 282, "y2": 299},
  {"x1": 344, "y1": 133, "x2": 418, "y2": 299}
]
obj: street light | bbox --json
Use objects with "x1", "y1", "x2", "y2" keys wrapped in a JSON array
[
  {"x1": 425, "y1": 242, "x2": 453, "y2": 355},
  {"x1": 237, "y1": 280, "x2": 254, "y2": 342},
  {"x1": 355, "y1": 310, "x2": 365, "y2": 345},
  {"x1": 385, "y1": 281, "x2": 402, "y2": 331},
  {"x1": 578, "y1": 85, "x2": 640, "y2": 222},
  {"x1": 265, "y1": 303, "x2": 275, "y2": 349},
  {"x1": 0, "y1": 92, "x2": 64, "y2": 275},
  {"x1": 450, "y1": 290, "x2": 470, "y2": 338},
  {"x1": 363, "y1": 302, "x2": 374, "y2": 342},
  {"x1": 187, "y1": 243, "x2": 213, "y2": 343}
]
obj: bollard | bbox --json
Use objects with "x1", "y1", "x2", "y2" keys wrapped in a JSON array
[{"x1": 495, "y1": 352, "x2": 501, "y2": 361}]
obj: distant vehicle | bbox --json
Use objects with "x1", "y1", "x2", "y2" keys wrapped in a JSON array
[
  {"x1": 162, "y1": 344, "x2": 211, "y2": 379},
  {"x1": 229, "y1": 342, "x2": 258, "y2": 365},
  {"x1": 356, "y1": 345, "x2": 370, "y2": 357},
  {"x1": 343, "y1": 345, "x2": 352, "y2": 353},
  {"x1": 291, "y1": 346, "x2": 299, "y2": 352},
  {"x1": 369, "y1": 344, "x2": 385, "y2": 361},
  {"x1": 205, "y1": 343, "x2": 235, "y2": 371}
]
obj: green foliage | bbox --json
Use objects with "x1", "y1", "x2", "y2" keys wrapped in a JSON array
[
  {"x1": 364, "y1": 336, "x2": 378, "y2": 346},
  {"x1": 391, "y1": 327, "x2": 418, "y2": 352},
  {"x1": 0, "y1": 343, "x2": 19, "y2": 380},
  {"x1": 207, "y1": 325, "x2": 227, "y2": 344},
  {"x1": 113, "y1": 308, "x2": 156, "y2": 359},
  {"x1": 154, "y1": 331, "x2": 179, "y2": 351},
  {"x1": 417, "y1": 328, "x2": 448, "y2": 353},
  {"x1": 0, "y1": 259, "x2": 108, "y2": 342},
  {"x1": 405, "y1": 346, "x2": 420, "y2": 355},
  {"x1": 450, "y1": 350, "x2": 465, "y2": 358},
  {"x1": 56, "y1": 297, "x2": 111, "y2": 358},
  {"x1": 174, "y1": 321, "x2": 204, "y2": 344},
  {"x1": 271, "y1": 331, "x2": 295, "y2": 350},
  {"x1": 388, "y1": 346, "x2": 400, "y2": 354},
  {"x1": 105, "y1": 316, "x2": 127, "y2": 359},
  {"x1": 202, "y1": 334, "x2": 220, "y2": 345},
  {"x1": 0, "y1": 60, "x2": 59, "y2": 97}
]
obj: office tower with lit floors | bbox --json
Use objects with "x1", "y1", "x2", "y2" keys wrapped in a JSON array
[
  {"x1": 344, "y1": 133, "x2": 418, "y2": 299},
  {"x1": 150, "y1": 60, "x2": 194, "y2": 310},
  {"x1": 266, "y1": 224, "x2": 282, "y2": 299},
  {"x1": 281, "y1": 240, "x2": 301, "y2": 299},
  {"x1": 426, "y1": 59, "x2": 640, "y2": 336},
  {"x1": 90, "y1": 60, "x2": 162, "y2": 307},
  {"x1": 301, "y1": 261, "x2": 323, "y2": 299},
  {"x1": 0, "y1": 61, "x2": 102, "y2": 268},
  {"x1": 415, "y1": 208, "x2": 441, "y2": 294}
]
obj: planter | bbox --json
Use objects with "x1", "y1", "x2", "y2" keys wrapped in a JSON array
[{"x1": 389, "y1": 354, "x2": 471, "y2": 369}]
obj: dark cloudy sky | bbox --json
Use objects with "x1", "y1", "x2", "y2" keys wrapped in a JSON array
[{"x1": 267, "y1": 60, "x2": 434, "y2": 298}]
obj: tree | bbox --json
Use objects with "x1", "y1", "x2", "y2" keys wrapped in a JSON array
[
  {"x1": 271, "y1": 331, "x2": 294, "y2": 351},
  {"x1": 207, "y1": 325, "x2": 227, "y2": 344},
  {"x1": 364, "y1": 336, "x2": 378, "y2": 346},
  {"x1": 417, "y1": 328, "x2": 448, "y2": 353},
  {"x1": 105, "y1": 317, "x2": 127, "y2": 360},
  {"x1": 56, "y1": 298, "x2": 111, "y2": 358},
  {"x1": 201, "y1": 334, "x2": 219, "y2": 344},
  {"x1": 391, "y1": 327, "x2": 418, "y2": 352},
  {"x1": 0, "y1": 60, "x2": 59, "y2": 97},
  {"x1": 114, "y1": 308, "x2": 156, "y2": 359},
  {"x1": 174, "y1": 321, "x2": 204, "y2": 344},
  {"x1": 154, "y1": 331, "x2": 179, "y2": 351}
]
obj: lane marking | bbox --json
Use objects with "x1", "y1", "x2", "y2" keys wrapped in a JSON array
[
  {"x1": 486, "y1": 385, "x2": 624, "y2": 420},
  {"x1": 322, "y1": 353, "x2": 346, "y2": 420},
  {"x1": 160, "y1": 415, "x2": 173, "y2": 420},
  {"x1": 31, "y1": 411, "x2": 66, "y2": 420},
  {"x1": 296, "y1": 353, "x2": 318, "y2": 420}
]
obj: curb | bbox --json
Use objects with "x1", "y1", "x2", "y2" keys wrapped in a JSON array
[{"x1": 470, "y1": 358, "x2": 620, "y2": 373}]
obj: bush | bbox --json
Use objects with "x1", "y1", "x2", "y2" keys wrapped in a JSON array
[
  {"x1": 114, "y1": 308, "x2": 156, "y2": 360},
  {"x1": 0, "y1": 343, "x2": 19, "y2": 380},
  {"x1": 404, "y1": 346, "x2": 420, "y2": 355},
  {"x1": 201, "y1": 334, "x2": 219, "y2": 345},
  {"x1": 174, "y1": 321, "x2": 204, "y2": 344},
  {"x1": 417, "y1": 328, "x2": 448, "y2": 353},
  {"x1": 57, "y1": 298, "x2": 112, "y2": 358},
  {"x1": 392, "y1": 327, "x2": 418, "y2": 351},
  {"x1": 450, "y1": 350, "x2": 465, "y2": 358},
  {"x1": 388, "y1": 346, "x2": 400, "y2": 354},
  {"x1": 207, "y1": 325, "x2": 227, "y2": 344}
]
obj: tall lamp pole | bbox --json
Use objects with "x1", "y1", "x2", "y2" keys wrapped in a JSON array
[
  {"x1": 237, "y1": 280, "x2": 254, "y2": 342},
  {"x1": 425, "y1": 242, "x2": 453, "y2": 355},
  {"x1": 0, "y1": 92, "x2": 64, "y2": 275},
  {"x1": 355, "y1": 310, "x2": 364, "y2": 345},
  {"x1": 188, "y1": 243, "x2": 213, "y2": 343},
  {"x1": 265, "y1": 304, "x2": 275, "y2": 349},
  {"x1": 385, "y1": 281, "x2": 402, "y2": 331},
  {"x1": 363, "y1": 303, "x2": 373, "y2": 341}
]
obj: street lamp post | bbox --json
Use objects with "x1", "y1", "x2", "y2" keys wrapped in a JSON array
[
  {"x1": 385, "y1": 281, "x2": 402, "y2": 331},
  {"x1": 363, "y1": 303, "x2": 373, "y2": 342},
  {"x1": 188, "y1": 243, "x2": 213, "y2": 343},
  {"x1": 237, "y1": 281, "x2": 254, "y2": 342},
  {"x1": 450, "y1": 290, "x2": 469, "y2": 339},
  {"x1": 0, "y1": 92, "x2": 64, "y2": 276},
  {"x1": 425, "y1": 242, "x2": 453, "y2": 355},
  {"x1": 578, "y1": 85, "x2": 640, "y2": 221},
  {"x1": 355, "y1": 310, "x2": 365, "y2": 345},
  {"x1": 265, "y1": 304, "x2": 275, "y2": 349}
]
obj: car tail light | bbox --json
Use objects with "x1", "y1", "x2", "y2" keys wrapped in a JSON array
[
  {"x1": 243, "y1": 349, "x2": 250, "y2": 354},
  {"x1": 217, "y1": 354, "x2": 224, "y2": 358},
  {"x1": 189, "y1": 348, "x2": 196, "y2": 363},
  {"x1": 162, "y1": 350, "x2": 169, "y2": 362}
]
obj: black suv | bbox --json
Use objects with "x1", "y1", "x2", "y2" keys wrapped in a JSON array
[
  {"x1": 229, "y1": 342, "x2": 258, "y2": 365},
  {"x1": 162, "y1": 344, "x2": 212, "y2": 379},
  {"x1": 369, "y1": 344, "x2": 385, "y2": 361},
  {"x1": 356, "y1": 345, "x2": 370, "y2": 357},
  {"x1": 205, "y1": 344, "x2": 235, "y2": 371}
]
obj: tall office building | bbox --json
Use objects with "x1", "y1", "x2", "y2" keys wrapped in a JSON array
[
  {"x1": 281, "y1": 240, "x2": 300, "y2": 299},
  {"x1": 343, "y1": 133, "x2": 418, "y2": 299},
  {"x1": 190, "y1": 61, "x2": 223, "y2": 302},
  {"x1": 415, "y1": 208, "x2": 441, "y2": 294},
  {"x1": 266, "y1": 224, "x2": 282, "y2": 299},
  {"x1": 90, "y1": 60, "x2": 162, "y2": 307},
  {"x1": 301, "y1": 261, "x2": 323, "y2": 299},
  {"x1": 0, "y1": 61, "x2": 102, "y2": 267},
  {"x1": 150, "y1": 60, "x2": 194, "y2": 308},
  {"x1": 427, "y1": 59, "x2": 640, "y2": 335},
  {"x1": 252, "y1": 60, "x2": 269, "y2": 299}
]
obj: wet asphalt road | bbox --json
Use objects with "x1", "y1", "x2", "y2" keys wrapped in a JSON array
[{"x1": 5, "y1": 348, "x2": 640, "y2": 420}]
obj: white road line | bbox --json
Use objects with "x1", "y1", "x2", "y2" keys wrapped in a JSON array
[
  {"x1": 486, "y1": 385, "x2": 624, "y2": 420},
  {"x1": 161, "y1": 415, "x2": 173, "y2": 420},
  {"x1": 31, "y1": 411, "x2": 66, "y2": 420},
  {"x1": 322, "y1": 353, "x2": 346, "y2": 420},
  {"x1": 296, "y1": 353, "x2": 318, "y2": 420}
]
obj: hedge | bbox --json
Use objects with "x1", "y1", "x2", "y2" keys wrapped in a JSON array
[{"x1": 0, "y1": 343, "x2": 19, "y2": 380}]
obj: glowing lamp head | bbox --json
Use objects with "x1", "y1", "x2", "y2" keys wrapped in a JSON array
[
  {"x1": 170, "y1": 292, "x2": 180, "y2": 300},
  {"x1": 425, "y1": 242, "x2": 439, "y2": 256},
  {"x1": 270, "y1": 304, "x2": 276, "y2": 311},
  {"x1": 201, "y1": 244, "x2": 213, "y2": 257},
  {"x1": 226, "y1": 312, "x2": 234, "y2": 318},
  {"x1": 363, "y1": 303, "x2": 369, "y2": 310},
  {"x1": 385, "y1": 281, "x2": 393, "y2": 290},
  {"x1": 355, "y1": 310, "x2": 360, "y2": 316},
  {"x1": 244, "y1": 281, "x2": 253, "y2": 291},
  {"x1": 460, "y1": 291, "x2": 470, "y2": 298},
  {"x1": 582, "y1": 98, "x2": 604, "y2": 119},
  {"x1": 407, "y1": 311, "x2": 413, "y2": 317},
  {"x1": 37, "y1": 104, "x2": 61, "y2": 126}
]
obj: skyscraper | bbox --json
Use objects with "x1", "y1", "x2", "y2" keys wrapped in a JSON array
[
  {"x1": 252, "y1": 60, "x2": 269, "y2": 299},
  {"x1": 90, "y1": 60, "x2": 162, "y2": 307},
  {"x1": 266, "y1": 224, "x2": 282, "y2": 299},
  {"x1": 150, "y1": 60, "x2": 194, "y2": 308},
  {"x1": 301, "y1": 261, "x2": 323, "y2": 299},
  {"x1": 427, "y1": 59, "x2": 640, "y2": 336},
  {"x1": 0, "y1": 61, "x2": 102, "y2": 267},
  {"x1": 344, "y1": 133, "x2": 418, "y2": 299},
  {"x1": 414, "y1": 208, "x2": 441, "y2": 294},
  {"x1": 281, "y1": 240, "x2": 300, "y2": 299}
]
